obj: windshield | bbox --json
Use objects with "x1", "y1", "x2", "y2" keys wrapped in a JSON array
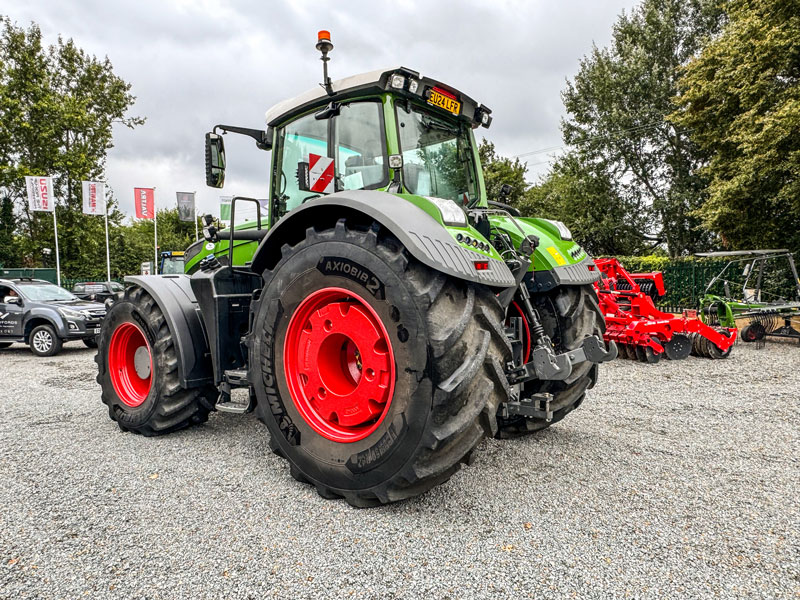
[
  {"x1": 161, "y1": 258, "x2": 185, "y2": 275},
  {"x1": 396, "y1": 102, "x2": 479, "y2": 205},
  {"x1": 18, "y1": 284, "x2": 77, "y2": 302}
]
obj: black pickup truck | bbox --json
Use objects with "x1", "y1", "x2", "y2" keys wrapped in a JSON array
[{"x1": 0, "y1": 278, "x2": 106, "y2": 356}]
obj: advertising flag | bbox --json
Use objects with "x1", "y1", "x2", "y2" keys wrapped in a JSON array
[
  {"x1": 81, "y1": 181, "x2": 105, "y2": 215},
  {"x1": 25, "y1": 176, "x2": 55, "y2": 212},
  {"x1": 176, "y1": 192, "x2": 196, "y2": 222},
  {"x1": 135, "y1": 187, "x2": 155, "y2": 219},
  {"x1": 220, "y1": 196, "x2": 232, "y2": 222}
]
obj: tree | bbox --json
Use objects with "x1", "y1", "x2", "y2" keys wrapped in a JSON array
[
  {"x1": 560, "y1": 0, "x2": 724, "y2": 256},
  {"x1": 670, "y1": 0, "x2": 800, "y2": 253},
  {"x1": 478, "y1": 139, "x2": 529, "y2": 206},
  {"x1": 106, "y1": 208, "x2": 201, "y2": 277},
  {"x1": 0, "y1": 18, "x2": 143, "y2": 276},
  {"x1": 519, "y1": 153, "x2": 651, "y2": 256}
]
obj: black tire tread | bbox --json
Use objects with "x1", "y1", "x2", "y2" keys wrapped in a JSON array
[
  {"x1": 96, "y1": 285, "x2": 214, "y2": 437},
  {"x1": 255, "y1": 220, "x2": 511, "y2": 506},
  {"x1": 498, "y1": 284, "x2": 604, "y2": 438}
]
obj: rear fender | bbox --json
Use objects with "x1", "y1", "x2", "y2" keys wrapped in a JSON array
[
  {"x1": 124, "y1": 275, "x2": 214, "y2": 389},
  {"x1": 250, "y1": 190, "x2": 515, "y2": 288}
]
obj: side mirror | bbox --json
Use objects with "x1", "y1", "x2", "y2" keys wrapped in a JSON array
[
  {"x1": 205, "y1": 132, "x2": 226, "y2": 188},
  {"x1": 4, "y1": 295, "x2": 20, "y2": 305},
  {"x1": 203, "y1": 224, "x2": 219, "y2": 243},
  {"x1": 500, "y1": 183, "x2": 513, "y2": 198}
]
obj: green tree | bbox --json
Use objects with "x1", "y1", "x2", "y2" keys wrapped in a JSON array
[
  {"x1": 519, "y1": 153, "x2": 651, "y2": 256},
  {"x1": 478, "y1": 139, "x2": 529, "y2": 206},
  {"x1": 561, "y1": 0, "x2": 724, "y2": 256},
  {"x1": 0, "y1": 196, "x2": 17, "y2": 267},
  {"x1": 109, "y1": 208, "x2": 200, "y2": 277},
  {"x1": 670, "y1": 0, "x2": 800, "y2": 253},
  {"x1": 0, "y1": 18, "x2": 143, "y2": 276}
]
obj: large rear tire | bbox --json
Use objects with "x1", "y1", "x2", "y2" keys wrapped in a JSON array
[
  {"x1": 250, "y1": 220, "x2": 511, "y2": 506},
  {"x1": 497, "y1": 284, "x2": 604, "y2": 437},
  {"x1": 95, "y1": 285, "x2": 216, "y2": 436}
]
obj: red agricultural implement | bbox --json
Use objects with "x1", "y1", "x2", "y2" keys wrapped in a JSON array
[{"x1": 593, "y1": 258, "x2": 737, "y2": 363}]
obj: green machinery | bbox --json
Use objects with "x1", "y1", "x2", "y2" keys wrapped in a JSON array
[
  {"x1": 95, "y1": 32, "x2": 616, "y2": 506},
  {"x1": 697, "y1": 249, "x2": 800, "y2": 342}
]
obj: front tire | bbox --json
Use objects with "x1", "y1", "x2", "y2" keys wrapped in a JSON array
[
  {"x1": 498, "y1": 284, "x2": 604, "y2": 437},
  {"x1": 95, "y1": 285, "x2": 216, "y2": 436},
  {"x1": 29, "y1": 324, "x2": 62, "y2": 357},
  {"x1": 250, "y1": 220, "x2": 511, "y2": 506}
]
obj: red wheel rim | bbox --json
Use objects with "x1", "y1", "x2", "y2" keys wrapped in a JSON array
[
  {"x1": 284, "y1": 287, "x2": 396, "y2": 443},
  {"x1": 108, "y1": 322, "x2": 152, "y2": 407}
]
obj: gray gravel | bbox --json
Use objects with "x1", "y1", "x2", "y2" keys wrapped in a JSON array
[{"x1": 1, "y1": 340, "x2": 798, "y2": 599}]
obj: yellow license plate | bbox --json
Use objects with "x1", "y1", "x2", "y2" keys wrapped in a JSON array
[{"x1": 428, "y1": 89, "x2": 461, "y2": 115}]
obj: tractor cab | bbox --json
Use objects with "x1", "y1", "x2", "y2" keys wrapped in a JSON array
[{"x1": 205, "y1": 63, "x2": 493, "y2": 227}]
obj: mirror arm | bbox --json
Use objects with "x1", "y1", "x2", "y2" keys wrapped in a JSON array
[{"x1": 213, "y1": 124, "x2": 272, "y2": 150}]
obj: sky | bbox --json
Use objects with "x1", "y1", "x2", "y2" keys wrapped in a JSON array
[{"x1": 5, "y1": 0, "x2": 640, "y2": 221}]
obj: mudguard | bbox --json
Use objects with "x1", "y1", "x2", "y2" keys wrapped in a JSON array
[
  {"x1": 124, "y1": 274, "x2": 213, "y2": 389},
  {"x1": 250, "y1": 190, "x2": 516, "y2": 288}
]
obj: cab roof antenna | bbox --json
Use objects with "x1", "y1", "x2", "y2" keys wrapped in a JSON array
[{"x1": 316, "y1": 30, "x2": 334, "y2": 96}]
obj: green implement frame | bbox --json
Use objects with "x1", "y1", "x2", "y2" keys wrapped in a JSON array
[{"x1": 696, "y1": 250, "x2": 800, "y2": 341}]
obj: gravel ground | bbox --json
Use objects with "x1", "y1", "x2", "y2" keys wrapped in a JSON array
[{"x1": 0, "y1": 340, "x2": 798, "y2": 599}]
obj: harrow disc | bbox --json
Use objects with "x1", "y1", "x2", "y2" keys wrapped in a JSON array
[
  {"x1": 625, "y1": 344, "x2": 638, "y2": 360},
  {"x1": 690, "y1": 332, "x2": 705, "y2": 357},
  {"x1": 643, "y1": 346, "x2": 661, "y2": 363},
  {"x1": 663, "y1": 334, "x2": 692, "y2": 360},
  {"x1": 706, "y1": 330, "x2": 734, "y2": 360}
]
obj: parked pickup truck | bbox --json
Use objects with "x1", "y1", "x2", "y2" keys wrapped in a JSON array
[{"x1": 0, "y1": 277, "x2": 106, "y2": 356}]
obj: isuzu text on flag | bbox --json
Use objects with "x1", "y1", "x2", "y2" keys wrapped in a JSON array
[
  {"x1": 82, "y1": 181, "x2": 105, "y2": 215},
  {"x1": 25, "y1": 176, "x2": 54, "y2": 212},
  {"x1": 135, "y1": 187, "x2": 155, "y2": 219}
]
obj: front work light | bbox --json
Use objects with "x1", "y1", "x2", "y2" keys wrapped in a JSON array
[
  {"x1": 390, "y1": 74, "x2": 406, "y2": 89},
  {"x1": 426, "y1": 196, "x2": 467, "y2": 227}
]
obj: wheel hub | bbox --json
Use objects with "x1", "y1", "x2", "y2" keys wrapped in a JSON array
[
  {"x1": 284, "y1": 287, "x2": 396, "y2": 443},
  {"x1": 108, "y1": 322, "x2": 152, "y2": 407}
]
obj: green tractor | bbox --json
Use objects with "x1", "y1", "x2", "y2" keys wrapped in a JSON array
[{"x1": 95, "y1": 33, "x2": 615, "y2": 506}]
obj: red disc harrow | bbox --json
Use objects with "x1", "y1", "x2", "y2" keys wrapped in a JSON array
[{"x1": 593, "y1": 258, "x2": 737, "y2": 362}]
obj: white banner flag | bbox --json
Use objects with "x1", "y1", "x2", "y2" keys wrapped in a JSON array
[
  {"x1": 81, "y1": 181, "x2": 106, "y2": 215},
  {"x1": 25, "y1": 176, "x2": 55, "y2": 212}
]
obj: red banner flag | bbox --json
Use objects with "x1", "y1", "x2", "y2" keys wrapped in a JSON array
[{"x1": 134, "y1": 187, "x2": 154, "y2": 219}]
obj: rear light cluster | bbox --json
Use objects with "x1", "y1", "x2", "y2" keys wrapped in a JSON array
[{"x1": 456, "y1": 233, "x2": 490, "y2": 252}]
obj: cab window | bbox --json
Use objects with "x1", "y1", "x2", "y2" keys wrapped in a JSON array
[
  {"x1": 273, "y1": 101, "x2": 387, "y2": 220},
  {"x1": 274, "y1": 112, "x2": 329, "y2": 218},
  {"x1": 334, "y1": 101, "x2": 387, "y2": 191}
]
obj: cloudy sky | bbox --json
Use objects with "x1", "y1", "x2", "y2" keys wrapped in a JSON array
[{"x1": 6, "y1": 0, "x2": 638, "y2": 220}]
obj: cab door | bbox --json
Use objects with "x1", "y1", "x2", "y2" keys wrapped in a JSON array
[{"x1": 0, "y1": 285, "x2": 24, "y2": 338}]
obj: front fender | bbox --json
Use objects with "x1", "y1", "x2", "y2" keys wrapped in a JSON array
[
  {"x1": 23, "y1": 309, "x2": 65, "y2": 338},
  {"x1": 250, "y1": 190, "x2": 515, "y2": 288},
  {"x1": 124, "y1": 274, "x2": 213, "y2": 389}
]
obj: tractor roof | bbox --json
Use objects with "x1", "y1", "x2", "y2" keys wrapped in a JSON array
[
  {"x1": 695, "y1": 249, "x2": 791, "y2": 257},
  {"x1": 264, "y1": 66, "x2": 490, "y2": 129}
]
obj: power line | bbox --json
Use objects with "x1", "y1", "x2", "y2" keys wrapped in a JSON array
[{"x1": 510, "y1": 120, "x2": 666, "y2": 160}]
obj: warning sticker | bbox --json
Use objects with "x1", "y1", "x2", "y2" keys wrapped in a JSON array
[
  {"x1": 546, "y1": 246, "x2": 567, "y2": 266},
  {"x1": 308, "y1": 154, "x2": 335, "y2": 194}
]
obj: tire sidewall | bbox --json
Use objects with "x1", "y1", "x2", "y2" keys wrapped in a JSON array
[
  {"x1": 29, "y1": 324, "x2": 60, "y2": 357},
  {"x1": 252, "y1": 236, "x2": 433, "y2": 491},
  {"x1": 98, "y1": 299, "x2": 164, "y2": 428}
]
